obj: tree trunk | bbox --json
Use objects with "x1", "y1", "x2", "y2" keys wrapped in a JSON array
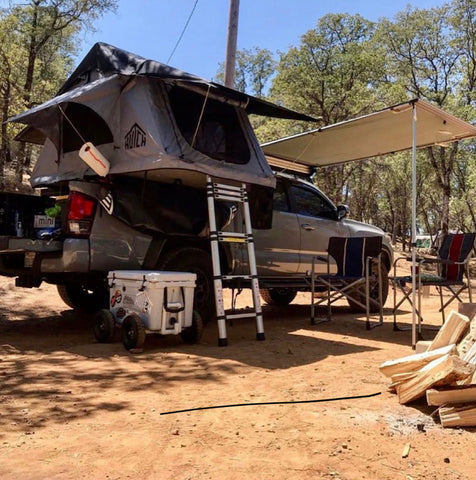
[
  {"x1": 0, "y1": 81, "x2": 12, "y2": 191},
  {"x1": 23, "y1": 1, "x2": 40, "y2": 106},
  {"x1": 440, "y1": 182, "x2": 451, "y2": 235},
  {"x1": 16, "y1": 1, "x2": 40, "y2": 183},
  {"x1": 427, "y1": 145, "x2": 458, "y2": 236}
]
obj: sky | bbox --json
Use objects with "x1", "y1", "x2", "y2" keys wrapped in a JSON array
[{"x1": 75, "y1": 0, "x2": 448, "y2": 81}]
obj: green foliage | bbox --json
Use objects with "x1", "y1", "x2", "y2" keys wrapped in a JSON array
[
  {"x1": 0, "y1": 0, "x2": 117, "y2": 190},
  {"x1": 216, "y1": 46, "x2": 276, "y2": 98},
  {"x1": 270, "y1": 13, "x2": 383, "y2": 123},
  {"x1": 245, "y1": 3, "x2": 476, "y2": 242},
  {"x1": 2, "y1": 0, "x2": 476, "y2": 244}
]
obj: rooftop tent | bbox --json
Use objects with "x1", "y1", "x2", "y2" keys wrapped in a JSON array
[{"x1": 9, "y1": 43, "x2": 317, "y2": 189}]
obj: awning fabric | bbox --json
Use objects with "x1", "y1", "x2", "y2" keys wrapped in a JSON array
[{"x1": 262, "y1": 99, "x2": 476, "y2": 168}]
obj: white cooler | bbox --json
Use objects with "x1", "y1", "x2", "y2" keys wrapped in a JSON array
[{"x1": 107, "y1": 270, "x2": 196, "y2": 335}]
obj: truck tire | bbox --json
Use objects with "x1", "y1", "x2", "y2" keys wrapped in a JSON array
[
  {"x1": 347, "y1": 262, "x2": 389, "y2": 313},
  {"x1": 157, "y1": 248, "x2": 215, "y2": 324},
  {"x1": 57, "y1": 282, "x2": 109, "y2": 312},
  {"x1": 259, "y1": 288, "x2": 297, "y2": 306}
]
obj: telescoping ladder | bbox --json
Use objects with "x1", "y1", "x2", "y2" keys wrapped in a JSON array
[{"x1": 206, "y1": 176, "x2": 265, "y2": 346}]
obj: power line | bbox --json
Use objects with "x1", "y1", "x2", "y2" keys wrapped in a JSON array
[{"x1": 167, "y1": 0, "x2": 199, "y2": 65}]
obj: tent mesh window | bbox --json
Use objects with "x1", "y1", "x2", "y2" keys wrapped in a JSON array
[{"x1": 167, "y1": 86, "x2": 250, "y2": 164}]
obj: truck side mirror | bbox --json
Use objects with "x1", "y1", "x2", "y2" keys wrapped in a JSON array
[{"x1": 337, "y1": 204, "x2": 350, "y2": 220}]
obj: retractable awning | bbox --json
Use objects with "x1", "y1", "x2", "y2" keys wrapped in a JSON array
[
  {"x1": 263, "y1": 98, "x2": 476, "y2": 349},
  {"x1": 262, "y1": 98, "x2": 476, "y2": 172}
]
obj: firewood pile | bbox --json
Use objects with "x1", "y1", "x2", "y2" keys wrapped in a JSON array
[{"x1": 379, "y1": 304, "x2": 476, "y2": 428}]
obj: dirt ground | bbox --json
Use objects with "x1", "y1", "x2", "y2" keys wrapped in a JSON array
[{"x1": 1, "y1": 267, "x2": 476, "y2": 479}]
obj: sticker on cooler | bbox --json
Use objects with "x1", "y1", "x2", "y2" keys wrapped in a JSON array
[
  {"x1": 110, "y1": 290, "x2": 122, "y2": 307},
  {"x1": 135, "y1": 291, "x2": 151, "y2": 314}
]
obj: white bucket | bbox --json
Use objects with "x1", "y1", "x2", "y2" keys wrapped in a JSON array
[{"x1": 79, "y1": 142, "x2": 110, "y2": 177}]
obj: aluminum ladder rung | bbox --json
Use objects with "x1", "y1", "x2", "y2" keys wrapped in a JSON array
[
  {"x1": 221, "y1": 274, "x2": 253, "y2": 281},
  {"x1": 217, "y1": 232, "x2": 249, "y2": 243},
  {"x1": 212, "y1": 192, "x2": 245, "y2": 203},
  {"x1": 225, "y1": 312, "x2": 259, "y2": 320},
  {"x1": 212, "y1": 183, "x2": 244, "y2": 193}
]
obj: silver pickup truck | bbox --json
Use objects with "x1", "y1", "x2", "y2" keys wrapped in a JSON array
[
  {"x1": 1, "y1": 45, "x2": 393, "y2": 322},
  {"x1": 0, "y1": 171, "x2": 392, "y2": 322}
]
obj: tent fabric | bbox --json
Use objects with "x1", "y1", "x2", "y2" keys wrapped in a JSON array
[
  {"x1": 262, "y1": 99, "x2": 476, "y2": 168},
  {"x1": 23, "y1": 75, "x2": 276, "y2": 188},
  {"x1": 10, "y1": 38, "x2": 318, "y2": 189},
  {"x1": 9, "y1": 43, "x2": 319, "y2": 189},
  {"x1": 50, "y1": 42, "x2": 317, "y2": 122}
]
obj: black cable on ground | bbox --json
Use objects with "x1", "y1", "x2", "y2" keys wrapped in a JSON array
[{"x1": 160, "y1": 391, "x2": 382, "y2": 415}]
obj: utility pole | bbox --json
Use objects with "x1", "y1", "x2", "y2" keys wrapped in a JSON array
[{"x1": 224, "y1": 0, "x2": 240, "y2": 88}]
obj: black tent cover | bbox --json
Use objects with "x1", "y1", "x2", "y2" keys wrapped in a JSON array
[{"x1": 57, "y1": 42, "x2": 317, "y2": 122}]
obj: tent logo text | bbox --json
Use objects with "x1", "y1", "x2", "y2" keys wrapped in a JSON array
[{"x1": 125, "y1": 123, "x2": 147, "y2": 150}]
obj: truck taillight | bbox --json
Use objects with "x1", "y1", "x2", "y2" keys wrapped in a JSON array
[{"x1": 67, "y1": 191, "x2": 97, "y2": 237}]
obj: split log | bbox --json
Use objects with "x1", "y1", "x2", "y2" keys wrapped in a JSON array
[
  {"x1": 462, "y1": 341, "x2": 476, "y2": 364},
  {"x1": 439, "y1": 404, "x2": 476, "y2": 428},
  {"x1": 426, "y1": 385, "x2": 476, "y2": 406},
  {"x1": 395, "y1": 354, "x2": 475, "y2": 404},
  {"x1": 458, "y1": 302, "x2": 476, "y2": 321},
  {"x1": 457, "y1": 319, "x2": 476, "y2": 359},
  {"x1": 388, "y1": 372, "x2": 418, "y2": 392},
  {"x1": 415, "y1": 340, "x2": 431, "y2": 354},
  {"x1": 379, "y1": 344, "x2": 456, "y2": 378},
  {"x1": 426, "y1": 311, "x2": 470, "y2": 352},
  {"x1": 456, "y1": 342, "x2": 476, "y2": 386},
  {"x1": 457, "y1": 342, "x2": 476, "y2": 385}
]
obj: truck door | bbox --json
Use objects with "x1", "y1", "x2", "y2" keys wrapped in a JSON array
[
  {"x1": 253, "y1": 179, "x2": 301, "y2": 275},
  {"x1": 289, "y1": 183, "x2": 351, "y2": 274}
]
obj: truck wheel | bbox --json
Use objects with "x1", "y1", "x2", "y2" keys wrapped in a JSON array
[
  {"x1": 157, "y1": 248, "x2": 214, "y2": 324},
  {"x1": 259, "y1": 288, "x2": 297, "y2": 306},
  {"x1": 180, "y1": 311, "x2": 204, "y2": 344},
  {"x1": 93, "y1": 309, "x2": 116, "y2": 343},
  {"x1": 347, "y1": 262, "x2": 389, "y2": 313},
  {"x1": 57, "y1": 282, "x2": 109, "y2": 312},
  {"x1": 121, "y1": 314, "x2": 146, "y2": 351}
]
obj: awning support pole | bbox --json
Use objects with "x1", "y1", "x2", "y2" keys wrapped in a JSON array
[{"x1": 411, "y1": 102, "x2": 418, "y2": 349}]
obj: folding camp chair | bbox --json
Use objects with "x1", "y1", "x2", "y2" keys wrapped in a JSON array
[
  {"x1": 310, "y1": 236, "x2": 384, "y2": 330},
  {"x1": 392, "y1": 232, "x2": 475, "y2": 331}
]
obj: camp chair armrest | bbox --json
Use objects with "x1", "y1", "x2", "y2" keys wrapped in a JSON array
[{"x1": 393, "y1": 255, "x2": 424, "y2": 268}]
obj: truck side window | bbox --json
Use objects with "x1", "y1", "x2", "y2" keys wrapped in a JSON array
[
  {"x1": 290, "y1": 185, "x2": 336, "y2": 220},
  {"x1": 273, "y1": 180, "x2": 290, "y2": 212}
]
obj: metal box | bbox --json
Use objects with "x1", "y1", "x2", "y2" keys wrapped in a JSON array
[{"x1": 107, "y1": 270, "x2": 196, "y2": 335}]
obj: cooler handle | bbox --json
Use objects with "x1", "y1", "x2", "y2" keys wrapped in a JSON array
[{"x1": 163, "y1": 287, "x2": 185, "y2": 313}]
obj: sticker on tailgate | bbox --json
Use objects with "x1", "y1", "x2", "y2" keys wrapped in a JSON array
[{"x1": 34, "y1": 215, "x2": 55, "y2": 228}]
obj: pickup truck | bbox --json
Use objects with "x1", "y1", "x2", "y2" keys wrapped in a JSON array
[
  {"x1": 1, "y1": 44, "x2": 393, "y2": 323},
  {"x1": 0, "y1": 171, "x2": 392, "y2": 322}
]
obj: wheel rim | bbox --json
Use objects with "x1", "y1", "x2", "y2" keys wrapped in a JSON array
[{"x1": 125, "y1": 325, "x2": 136, "y2": 343}]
